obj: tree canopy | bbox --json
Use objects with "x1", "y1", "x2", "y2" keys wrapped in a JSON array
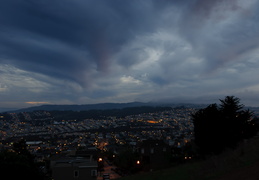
[
  {"x1": 0, "y1": 139, "x2": 44, "y2": 180},
  {"x1": 192, "y1": 96, "x2": 256, "y2": 155}
]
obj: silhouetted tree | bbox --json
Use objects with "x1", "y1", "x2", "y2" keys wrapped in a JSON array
[
  {"x1": 114, "y1": 147, "x2": 140, "y2": 172},
  {"x1": 219, "y1": 96, "x2": 253, "y2": 148},
  {"x1": 13, "y1": 139, "x2": 28, "y2": 154},
  {"x1": 192, "y1": 104, "x2": 222, "y2": 154},
  {"x1": 192, "y1": 96, "x2": 255, "y2": 155},
  {"x1": 0, "y1": 140, "x2": 44, "y2": 180}
]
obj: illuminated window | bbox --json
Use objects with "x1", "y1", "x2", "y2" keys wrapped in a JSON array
[{"x1": 150, "y1": 148, "x2": 154, "y2": 154}]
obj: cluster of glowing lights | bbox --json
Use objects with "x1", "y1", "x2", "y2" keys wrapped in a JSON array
[
  {"x1": 147, "y1": 120, "x2": 159, "y2": 124},
  {"x1": 184, "y1": 156, "x2": 192, "y2": 160}
]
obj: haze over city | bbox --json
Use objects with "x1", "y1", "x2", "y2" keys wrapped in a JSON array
[{"x1": 1, "y1": 0, "x2": 259, "y2": 109}]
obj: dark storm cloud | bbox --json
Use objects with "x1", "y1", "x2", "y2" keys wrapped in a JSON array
[
  {"x1": 1, "y1": 0, "x2": 259, "y2": 108},
  {"x1": 0, "y1": 0, "x2": 165, "y2": 86}
]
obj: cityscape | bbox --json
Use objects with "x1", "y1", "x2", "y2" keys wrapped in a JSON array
[
  {"x1": 0, "y1": 107, "x2": 195, "y2": 144},
  {"x1": 1, "y1": 103, "x2": 259, "y2": 179},
  {"x1": 0, "y1": 106, "x2": 196, "y2": 179}
]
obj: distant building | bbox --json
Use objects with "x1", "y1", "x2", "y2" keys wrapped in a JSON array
[
  {"x1": 26, "y1": 141, "x2": 43, "y2": 152},
  {"x1": 137, "y1": 139, "x2": 171, "y2": 171},
  {"x1": 51, "y1": 154, "x2": 98, "y2": 180}
]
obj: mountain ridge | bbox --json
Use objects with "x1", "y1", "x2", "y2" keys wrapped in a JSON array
[
  {"x1": 9, "y1": 102, "x2": 152, "y2": 113},
  {"x1": 7, "y1": 102, "x2": 208, "y2": 113}
]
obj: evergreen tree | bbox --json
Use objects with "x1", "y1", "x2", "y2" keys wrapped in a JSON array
[
  {"x1": 192, "y1": 104, "x2": 222, "y2": 154},
  {"x1": 192, "y1": 96, "x2": 255, "y2": 155}
]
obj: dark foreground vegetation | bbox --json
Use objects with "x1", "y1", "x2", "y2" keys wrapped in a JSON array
[
  {"x1": 0, "y1": 139, "x2": 45, "y2": 180},
  {"x1": 119, "y1": 135, "x2": 259, "y2": 180},
  {"x1": 193, "y1": 96, "x2": 257, "y2": 155}
]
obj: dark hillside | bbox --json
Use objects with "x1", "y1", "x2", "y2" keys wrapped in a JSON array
[
  {"x1": 119, "y1": 136, "x2": 259, "y2": 180},
  {"x1": 50, "y1": 106, "x2": 172, "y2": 121},
  {"x1": 12, "y1": 102, "x2": 150, "y2": 112}
]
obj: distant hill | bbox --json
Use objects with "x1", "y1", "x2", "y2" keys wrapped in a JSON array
[
  {"x1": 11, "y1": 102, "x2": 151, "y2": 112},
  {"x1": 8, "y1": 102, "x2": 208, "y2": 113},
  {"x1": 0, "y1": 107, "x2": 18, "y2": 113}
]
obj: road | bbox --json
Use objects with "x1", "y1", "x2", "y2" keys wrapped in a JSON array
[{"x1": 97, "y1": 159, "x2": 121, "y2": 180}]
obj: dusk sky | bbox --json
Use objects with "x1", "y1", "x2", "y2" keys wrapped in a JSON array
[{"x1": 1, "y1": 0, "x2": 259, "y2": 109}]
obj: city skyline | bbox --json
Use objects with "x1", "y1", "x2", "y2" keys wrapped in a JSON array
[{"x1": 1, "y1": 0, "x2": 259, "y2": 108}]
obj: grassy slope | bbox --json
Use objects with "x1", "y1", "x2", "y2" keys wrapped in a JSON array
[{"x1": 119, "y1": 136, "x2": 259, "y2": 180}]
